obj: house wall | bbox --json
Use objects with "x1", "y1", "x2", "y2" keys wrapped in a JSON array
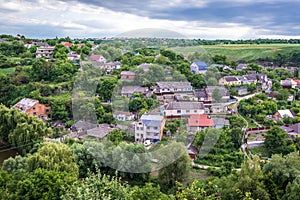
[
  {"x1": 164, "y1": 109, "x2": 205, "y2": 117},
  {"x1": 121, "y1": 74, "x2": 135, "y2": 80},
  {"x1": 135, "y1": 119, "x2": 165, "y2": 142},
  {"x1": 26, "y1": 103, "x2": 51, "y2": 119}
]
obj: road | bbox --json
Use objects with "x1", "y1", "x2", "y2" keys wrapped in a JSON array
[
  {"x1": 192, "y1": 161, "x2": 241, "y2": 171},
  {"x1": 231, "y1": 92, "x2": 261, "y2": 158}
]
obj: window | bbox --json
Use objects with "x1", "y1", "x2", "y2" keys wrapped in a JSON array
[
  {"x1": 154, "y1": 127, "x2": 158, "y2": 130},
  {"x1": 186, "y1": 110, "x2": 190, "y2": 113},
  {"x1": 33, "y1": 107, "x2": 36, "y2": 110},
  {"x1": 137, "y1": 127, "x2": 139, "y2": 130},
  {"x1": 46, "y1": 109, "x2": 49, "y2": 113},
  {"x1": 177, "y1": 110, "x2": 181, "y2": 113},
  {"x1": 141, "y1": 127, "x2": 144, "y2": 131},
  {"x1": 33, "y1": 112, "x2": 36, "y2": 116},
  {"x1": 194, "y1": 110, "x2": 197, "y2": 113}
]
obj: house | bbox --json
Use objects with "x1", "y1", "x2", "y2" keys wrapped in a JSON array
[
  {"x1": 186, "y1": 114, "x2": 214, "y2": 132},
  {"x1": 219, "y1": 76, "x2": 242, "y2": 86},
  {"x1": 273, "y1": 110, "x2": 295, "y2": 121},
  {"x1": 71, "y1": 120, "x2": 97, "y2": 132},
  {"x1": 14, "y1": 98, "x2": 51, "y2": 119},
  {"x1": 194, "y1": 90, "x2": 208, "y2": 102},
  {"x1": 120, "y1": 71, "x2": 136, "y2": 81},
  {"x1": 236, "y1": 63, "x2": 248, "y2": 71},
  {"x1": 210, "y1": 105, "x2": 228, "y2": 114},
  {"x1": 85, "y1": 124, "x2": 117, "y2": 139},
  {"x1": 121, "y1": 86, "x2": 148, "y2": 98},
  {"x1": 164, "y1": 102, "x2": 205, "y2": 118},
  {"x1": 89, "y1": 54, "x2": 106, "y2": 63},
  {"x1": 205, "y1": 86, "x2": 230, "y2": 102},
  {"x1": 233, "y1": 87, "x2": 249, "y2": 96},
  {"x1": 280, "y1": 78, "x2": 300, "y2": 89},
  {"x1": 113, "y1": 111, "x2": 135, "y2": 121},
  {"x1": 67, "y1": 52, "x2": 80, "y2": 63},
  {"x1": 213, "y1": 118, "x2": 230, "y2": 129},
  {"x1": 155, "y1": 81, "x2": 193, "y2": 95},
  {"x1": 174, "y1": 94, "x2": 198, "y2": 102},
  {"x1": 61, "y1": 42, "x2": 73, "y2": 48},
  {"x1": 134, "y1": 114, "x2": 165, "y2": 143},
  {"x1": 36, "y1": 46, "x2": 55, "y2": 58},
  {"x1": 190, "y1": 62, "x2": 208, "y2": 74},
  {"x1": 138, "y1": 63, "x2": 152, "y2": 72},
  {"x1": 242, "y1": 74, "x2": 257, "y2": 85},
  {"x1": 280, "y1": 123, "x2": 300, "y2": 138},
  {"x1": 187, "y1": 143, "x2": 199, "y2": 160}
]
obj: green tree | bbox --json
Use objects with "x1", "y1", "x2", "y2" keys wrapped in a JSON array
[
  {"x1": 264, "y1": 126, "x2": 294, "y2": 157},
  {"x1": 107, "y1": 129, "x2": 126, "y2": 145},
  {"x1": 62, "y1": 171, "x2": 131, "y2": 200},
  {"x1": 2, "y1": 155, "x2": 28, "y2": 173},
  {"x1": 27, "y1": 142, "x2": 79, "y2": 177}
]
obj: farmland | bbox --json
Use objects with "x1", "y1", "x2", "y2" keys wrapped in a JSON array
[{"x1": 171, "y1": 44, "x2": 300, "y2": 62}]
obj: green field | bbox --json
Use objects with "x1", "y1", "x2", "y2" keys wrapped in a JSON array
[
  {"x1": 171, "y1": 44, "x2": 300, "y2": 62},
  {"x1": 0, "y1": 67, "x2": 15, "y2": 75}
]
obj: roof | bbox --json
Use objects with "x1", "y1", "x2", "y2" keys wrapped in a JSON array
[
  {"x1": 113, "y1": 111, "x2": 133, "y2": 116},
  {"x1": 73, "y1": 120, "x2": 97, "y2": 131},
  {"x1": 36, "y1": 46, "x2": 55, "y2": 51},
  {"x1": 14, "y1": 98, "x2": 39, "y2": 112},
  {"x1": 187, "y1": 143, "x2": 199, "y2": 154},
  {"x1": 237, "y1": 63, "x2": 248, "y2": 70},
  {"x1": 87, "y1": 124, "x2": 116, "y2": 139},
  {"x1": 192, "y1": 62, "x2": 208, "y2": 70},
  {"x1": 213, "y1": 118, "x2": 230, "y2": 126},
  {"x1": 156, "y1": 81, "x2": 192, "y2": 89},
  {"x1": 243, "y1": 75, "x2": 257, "y2": 81},
  {"x1": 165, "y1": 102, "x2": 204, "y2": 110},
  {"x1": 277, "y1": 110, "x2": 294, "y2": 118},
  {"x1": 121, "y1": 71, "x2": 135, "y2": 76},
  {"x1": 292, "y1": 78, "x2": 300, "y2": 85},
  {"x1": 89, "y1": 54, "x2": 105, "y2": 61},
  {"x1": 281, "y1": 123, "x2": 300, "y2": 134},
  {"x1": 194, "y1": 90, "x2": 207, "y2": 99},
  {"x1": 140, "y1": 114, "x2": 164, "y2": 127},
  {"x1": 233, "y1": 87, "x2": 248, "y2": 91},
  {"x1": 205, "y1": 86, "x2": 230, "y2": 97},
  {"x1": 187, "y1": 114, "x2": 214, "y2": 127},
  {"x1": 223, "y1": 76, "x2": 241, "y2": 82},
  {"x1": 138, "y1": 63, "x2": 151, "y2": 71},
  {"x1": 121, "y1": 86, "x2": 148, "y2": 94}
]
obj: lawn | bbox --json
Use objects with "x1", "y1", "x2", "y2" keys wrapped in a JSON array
[
  {"x1": 0, "y1": 67, "x2": 16, "y2": 75},
  {"x1": 170, "y1": 44, "x2": 300, "y2": 62}
]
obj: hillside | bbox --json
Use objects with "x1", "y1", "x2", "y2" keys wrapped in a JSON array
[{"x1": 171, "y1": 44, "x2": 300, "y2": 62}]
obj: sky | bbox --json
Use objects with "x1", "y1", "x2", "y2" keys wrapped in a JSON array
[{"x1": 0, "y1": 0, "x2": 300, "y2": 39}]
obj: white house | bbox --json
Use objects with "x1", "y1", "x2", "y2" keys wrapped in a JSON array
[{"x1": 163, "y1": 102, "x2": 205, "y2": 118}]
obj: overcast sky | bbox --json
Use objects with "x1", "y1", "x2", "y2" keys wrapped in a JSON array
[{"x1": 1, "y1": 0, "x2": 300, "y2": 39}]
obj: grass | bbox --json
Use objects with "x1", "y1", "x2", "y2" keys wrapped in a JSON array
[
  {"x1": 170, "y1": 44, "x2": 300, "y2": 62},
  {"x1": 0, "y1": 67, "x2": 16, "y2": 75},
  {"x1": 248, "y1": 146, "x2": 268, "y2": 158},
  {"x1": 184, "y1": 168, "x2": 211, "y2": 185}
]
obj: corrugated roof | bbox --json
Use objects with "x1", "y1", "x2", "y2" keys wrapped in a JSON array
[
  {"x1": 165, "y1": 102, "x2": 204, "y2": 110},
  {"x1": 14, "y1": 98, "x2": 39, "y2": 112}
]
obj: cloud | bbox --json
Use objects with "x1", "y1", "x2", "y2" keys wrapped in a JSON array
[{"x1": 0, "y1": 0, "x2": 299, "y2": 39}]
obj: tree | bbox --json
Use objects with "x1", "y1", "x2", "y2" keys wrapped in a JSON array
[
  {"x1": 276, "y1": 89, "x2": 290, "y2": 101},
  {"x1": 188, "y1": 74, "x2": 206, "y2": 89},
  {"x1": 27, "y1": 142, "x2": 79, "y2": 177},
  {"x1": 264, "y1": 126, "x2": 294, "y2": 157},
  {"x1": 62, "y1": 171, "x2": 132, "y2": 200},
  {"x1": 247, "y1": 83, "x2": 257, "y2": 93},
  {"x1": 2, "y1": 156, "x2": 28, "y2": 173},
  {"x1": 107, "y1": 129, "x2": 126, "y2": 145},
  {"x1": 263, "y1": 152, "x2": 300, "y2": 199},
  {"x1": 131, "y1": 183, "x2": 170, "y2": 200},
  {"x1": 97, "y1": 78, "x2": 117, "y2": 101},
  {"x1": 158, "y1": 143, "x2": 191, "y2": 191},
  {"x1": 283, "y1": 177, "x2": 300, "y2": 200},
  {"x1": 50, "y1": 100, "x2": 69, "y2": 121},
  {"x1": 212, "y1": 88, "x2": 222, "y2": 103}
]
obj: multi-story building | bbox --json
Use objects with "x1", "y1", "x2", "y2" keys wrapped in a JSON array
[
  {"x1": 36, "y1": 46, "x2": 55, "y2": 59},
  {"x1": 14, "y1": 98, "x2": 51, "y2": 119},
  {"x1": 134, "y1": 114, "x2": 165, "y2": 143}
]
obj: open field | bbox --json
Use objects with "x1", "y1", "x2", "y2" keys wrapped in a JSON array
[
  {"x1": 170, "y1": 44, "x2": 300, "y2": 62},
  {"x1": 0, "y1": 67, "x2": 15, "y2": 75}
]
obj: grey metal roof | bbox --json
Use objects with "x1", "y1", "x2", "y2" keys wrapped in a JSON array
[
  {"x1": 165, "y1": 102, "x2": 204, "y2": 110},
  {"x1": 156, "y1": 81, "x2": 192, "y2": 89},
  {"x1": 14, "y1": 98, "x2": 39, "y2": 112},
  {"x1": 205, "y1": 86, "x2": 230, "y2": 97}
]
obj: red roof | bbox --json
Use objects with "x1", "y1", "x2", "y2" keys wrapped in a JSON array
[
  {"x1": 187, "y1": 114, "x2": 214, "y2": 127},
  {"x1": 89, "y1": 54, "x2": 103, "y2": 61},
  {"x1": 292, "y1": 78, "x2": 300, "y2": 85},
  {"x1": 61, "y1": 42, "x2": 73, "y2": 47}
]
